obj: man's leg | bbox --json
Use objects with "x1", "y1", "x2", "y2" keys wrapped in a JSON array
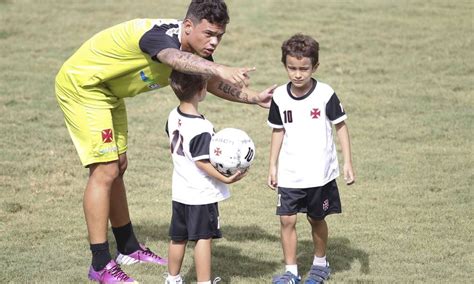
[
  {"x1": 84, "y1": 161, "x2": 120, "y2": 244},
  {"x1": 109, "y1": 153, "x2": 142, "y2": 255},
  {"x1": 111, "y1": 153, "x2": 167, "y2": 265},
  {"x1": 84, "y1": 161, "x2": 120, "y2": 270},
  {"x1": 109, "y1": 153, "x2": 131, "y2": 227}
]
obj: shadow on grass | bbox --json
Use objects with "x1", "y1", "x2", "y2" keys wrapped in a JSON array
[
  {"x1": 221, "y1": 224, "x2": 280, "y2": 243},
  {"x1": 130, "y1": 223, "x2": 369, "y2": 278},
  {"x1": 184, "y1": 243, "x2": 279, "y2": 281},
  {"x1": 298, "y1": 237, "x2": 370, "y2": 275},
  {"x1": 133, "y1": 223, "x2": 170, "y2": 243},
  {"x1": 133, "y1": 223, "x2": 279, "y2": 280}
]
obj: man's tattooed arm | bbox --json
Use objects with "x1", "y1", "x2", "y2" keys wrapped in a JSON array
[
  {"x1": 207, "y1": 76, "x2": 255, "y2": 104},
  {"x1": 157, "y1": 48, "x2": 274, "y2": 107},
  {"x1": 157, "y1": 48, "x2": 219, "y2": 76}
]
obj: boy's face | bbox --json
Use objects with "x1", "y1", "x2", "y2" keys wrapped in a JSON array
[
  {"x1": 284, "y1": 55, "x2": 318, "y2": 90},
  {"x1": 183, "y1": 19, "x2": 226, "y2": 58}
]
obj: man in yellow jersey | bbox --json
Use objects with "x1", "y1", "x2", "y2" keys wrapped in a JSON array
[{"x1": 55, "y1": 0, "x2": 274, "y2": 282}]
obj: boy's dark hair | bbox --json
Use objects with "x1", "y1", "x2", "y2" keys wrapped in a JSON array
[
  {"x1": 281, "y1": 34, "x2": 319, "y2": 67},
  {"x1": 185, "y1": 0, "x2": 230, "y2": 25},
  {"x1": 169, "y1": 69, "x2": 207, "y2": 101}
]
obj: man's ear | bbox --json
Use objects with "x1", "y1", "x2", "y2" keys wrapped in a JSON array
[{"x1": 183, "y1": 19, "x2": 194, "y2": 35}]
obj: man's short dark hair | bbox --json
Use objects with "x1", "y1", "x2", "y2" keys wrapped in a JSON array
[
  {"x1": 185, "y1": 0, "x2": 230, "y2": 26},
  {"x1": 281, "y1": 34, "x2": 319, "y2": 67},
  {"x1": 169, "y1": 69, "x2": 207, "y2": 101}
]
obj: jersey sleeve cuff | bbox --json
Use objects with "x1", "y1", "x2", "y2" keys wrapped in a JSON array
[
  {"x1": 267, "y1": 121, "x2": 284, "y2": 129},
  {"x1": 331, "y1": 114, "x2": 347, "y2": 125}
]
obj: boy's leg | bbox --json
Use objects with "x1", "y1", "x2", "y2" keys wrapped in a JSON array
[
  {"x1": 194, "y1": 238, "x2": 212, "y2": 282},
  {"x1": 168, "y1": 240, "x2": 187, "y2": 276},
  {"x1": 305, "y1": 180, "x2": 341, "y2": 265},
  {"x1": 280, "y1": 214, "x2": 298, "y2": 265},
  {"x1": 307, "y1": 216, "x2": 328, "y2": 261}
]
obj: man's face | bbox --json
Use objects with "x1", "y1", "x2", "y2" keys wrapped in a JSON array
[{"x1": 183, "y1": 19, "x2": 226, "y2": 57}]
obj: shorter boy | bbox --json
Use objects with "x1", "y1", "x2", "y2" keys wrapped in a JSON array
[
  {"x1": 267, "y1": 34, "x2": 355, "y2": 284},
  {"x1": 165, "y1": 70, "x2": 246, "y2": 284}
]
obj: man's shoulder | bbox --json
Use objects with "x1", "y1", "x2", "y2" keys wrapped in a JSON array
[
  {"x1": 143, "y1": 18, "x2": 181, "y2": 35},
  {"x1": 133, "y1": 18, "x2": 181, "y2": 27}
]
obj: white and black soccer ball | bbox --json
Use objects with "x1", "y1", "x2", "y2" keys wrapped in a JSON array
[{"x1": 209, "y1": 128, "x2": 256, "y2": 176}]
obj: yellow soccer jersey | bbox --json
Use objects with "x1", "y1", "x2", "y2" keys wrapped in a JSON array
[{"x1": 58, "y1": 18, "x2": 184, "y2": 98}]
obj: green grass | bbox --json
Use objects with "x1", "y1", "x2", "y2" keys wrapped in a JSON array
[{"x1": 1, "y1": 0, "x2": 473, "y2": 283}]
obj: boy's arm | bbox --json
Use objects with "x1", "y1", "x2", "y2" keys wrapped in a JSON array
[
  {"x1": 195, "y1": 159, "x2": 246, "y2": 184},
  {"x1": 206, "y1": 76, "x2": 276, "y2": 108},
  {"x1": 335, "y1": 121, "x2": 355, "y2": 185},
  {"x1": 268, "y1": 128, "x2": 284, "y2": 190}
]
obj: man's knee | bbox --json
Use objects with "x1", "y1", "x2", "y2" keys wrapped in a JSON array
[
  {"x1": 89, "y1": 161, "x2": 121, "y2": 184},
  {"x1": 118, "y1": 154, "x2": 128, "y2": 176}
]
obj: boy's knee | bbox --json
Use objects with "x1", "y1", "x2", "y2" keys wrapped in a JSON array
[
  {"x1": 307, "y1": 215, "x2": 326, "y2": 225},
  {"x1": 280, "y1": 215, "x2": 297, "y2": 227}
]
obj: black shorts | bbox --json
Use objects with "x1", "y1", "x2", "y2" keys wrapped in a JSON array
[
  {"x1": 169, "y1": 201, "x2": 222, "y2": 241},
  {"x1": 276, "y1": 180, "x2": 342, "y2": 220}
]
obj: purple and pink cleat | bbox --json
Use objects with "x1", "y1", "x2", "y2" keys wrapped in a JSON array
[
  {"x1": 89, "y1": 244, "x2": 167, "y2": 283},
  {"x1": 88, "y1": 260, "x2": 136, "y2": 283},
  {"x1": 116, "y1": 243, "x2": 168, "y2": 266}
]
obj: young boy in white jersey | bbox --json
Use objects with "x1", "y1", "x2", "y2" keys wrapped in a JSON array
[
  {"x1": 165, "y1": 69, "x2": 246, "y2": 284},
  {"x1": 267, "y1": 34, "x2": 355, "y2": 284}
]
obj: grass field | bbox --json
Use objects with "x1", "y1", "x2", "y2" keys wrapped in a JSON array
[{"x1": 1, "y1": 0, "x2": 473, "y2": 283}]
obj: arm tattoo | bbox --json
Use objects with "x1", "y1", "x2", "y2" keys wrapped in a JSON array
[
  {"x1": 159, "y1": 49, "x2": 218, "y2": 76},
  {"x1": 217, "y1": 81, "x2": 249, "y2": 102}
]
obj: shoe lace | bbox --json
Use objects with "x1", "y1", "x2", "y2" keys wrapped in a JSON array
[
  {"x1": 109, "y1": 264, "x2": 130, "y2": 281},
  {"x1": 141, "y1": 246, "x2": 164, "y2": 260}
]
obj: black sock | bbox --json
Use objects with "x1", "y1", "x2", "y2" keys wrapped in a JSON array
[
  {"x1": 90, "y1": 241, "x2": 112, "y2": 271},
  {"x1": 112, "y1": 222, "x2": 140, "y2": 255}
]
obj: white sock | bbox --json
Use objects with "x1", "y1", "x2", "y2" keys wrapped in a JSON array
[
  {"x1": 166, "y1": 274, "x2": 183, "y2": 284},
  {"x1": 285, "y1": 264, "x2": 298, "y2": 276},
  {"x1": 313, "y1": 255, "x2": 327, "y2": 267},
  {"x1": 197, "y1": 281, "x2": 211, "y2": 284}
]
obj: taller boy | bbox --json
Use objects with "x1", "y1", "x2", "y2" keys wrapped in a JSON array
[
  {"x1": 268, "y1": 34, "x2": 355, "y2": 284},
  {"x1": 55, "y1": 0, "x2": 273, "y2": 283}
]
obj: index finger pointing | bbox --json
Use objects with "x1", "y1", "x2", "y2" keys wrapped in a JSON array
[{"x1": 243, "y1": 67, "x2": 256, "y2": 74}]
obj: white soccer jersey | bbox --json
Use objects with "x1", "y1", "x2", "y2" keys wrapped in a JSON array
[
  {"x1": 166, "y1": 107, "x2": 230, "y2": 205},
  {"x1": 267, "y1": 79, "x2": 347, "y2": 188}
]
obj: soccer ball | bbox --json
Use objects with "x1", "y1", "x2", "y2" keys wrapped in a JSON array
[{"x1": 209, "y1": 128, "x2": 256, "y2": 176}]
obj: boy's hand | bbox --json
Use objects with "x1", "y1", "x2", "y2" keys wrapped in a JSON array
[
  {"x1": 224, "y1": 169, "x2": 247, "y2": 184},
  {"x1": 343, "y1": 163, "x2": 355, "y2": 185},
  {"x1": 267, "y1": 167, "x2": 278, "y2": 190}
]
